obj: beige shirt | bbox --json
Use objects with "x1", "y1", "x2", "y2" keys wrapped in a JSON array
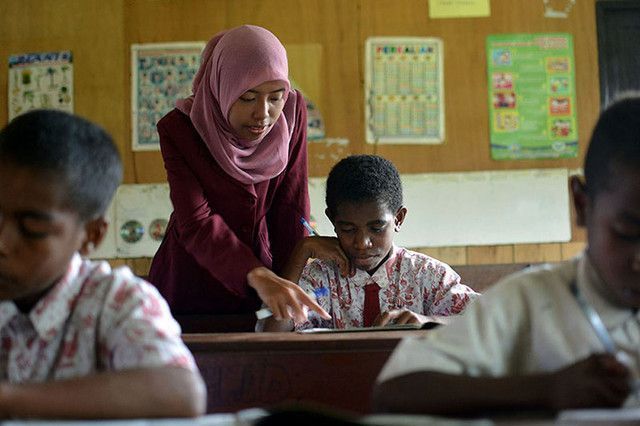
[{"x1": 377, "y1": 252, "x2": 640, "y2": 407}]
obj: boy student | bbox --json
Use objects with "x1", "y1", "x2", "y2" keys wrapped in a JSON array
[
  {"x1": 260, "y1": 155, "x2": 478, "y2": 331},
  {"x1": 373, "y1": 95, "x2": 640, "y2": 414},
  {"x1": 0, "y1": 110, "x2": 205, "y2": 418}
]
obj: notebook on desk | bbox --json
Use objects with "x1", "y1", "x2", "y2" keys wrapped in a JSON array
[{"x1": 297, "y1": 322, "x2": 440, "y2": 334}]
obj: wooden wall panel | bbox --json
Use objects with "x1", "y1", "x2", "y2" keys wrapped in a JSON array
[
  {"x1": 1, "y1": 1, "x2": 597, "y2": 270},
  {"x1": 0, "y1": 0, "x2": 130, "y2": 178}
]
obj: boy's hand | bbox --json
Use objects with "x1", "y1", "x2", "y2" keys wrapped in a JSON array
[
  {"x1": 301, "y1": 236, "x2": 353, "y2": 277},
  {"x1": 374, "y1": 310, "x2": 451, "y2": 327},
  {"x1": 546, "y1": 353, "x2": 631, "y2": 410},
  {"x1": 247, "y1": 266, "x2": 331, "y2": 323}
]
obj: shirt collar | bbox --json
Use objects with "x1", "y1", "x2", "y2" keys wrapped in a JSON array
[
  {"x1": 351, "y1": 245, "x2": 401, "y2": 289},
  {"x1": 28, "y1": 253, "x2": 85, "y2": 341},
  {"x1": 576, "y1": 251, "x2": 637, "y2": 329}
]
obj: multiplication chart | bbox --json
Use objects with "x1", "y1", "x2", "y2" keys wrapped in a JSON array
[{"x1": 365, "y1": 37, "x2": 444, "y2": 144}]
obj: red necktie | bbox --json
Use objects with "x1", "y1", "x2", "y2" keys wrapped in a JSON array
[{"x1": 363, "y1": 283, "x2": 381, "y2": 327}]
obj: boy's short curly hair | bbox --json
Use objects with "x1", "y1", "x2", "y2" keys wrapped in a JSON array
[
  {"x1": 585, "y1": 94, "x2": 640, "y2": 199},
  {"x1": 0, "y1": 109, "x2": 122, "y2": 221},
  {"x1": 325, "y1": 155, "x2": 403, "y2": 218}
]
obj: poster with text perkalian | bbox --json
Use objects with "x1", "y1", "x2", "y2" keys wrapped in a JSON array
[
  {"x1": 131, "y1": 42, "x2": 204, "y2": 151},
  {"x1": 487, "y1": 33, "x2": 577, "y2": 160},
  {"x1": 8, "y1": 51, "x2": 73, "y2": 121},
  {"x1": 365, "y1": 37, "x2": 444, "y2": 144}
]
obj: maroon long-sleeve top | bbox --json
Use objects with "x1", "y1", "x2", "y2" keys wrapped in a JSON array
[{"x1": 148, "y1": 91, "x2": 310, "y2": 315}]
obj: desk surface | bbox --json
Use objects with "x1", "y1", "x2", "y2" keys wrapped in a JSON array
[
  {"x1": 183, "y1": 330, "x2": 423, "y2": 351},
  {"x1": 183, "y1": 330, "x2": 425, "y2": 414}
]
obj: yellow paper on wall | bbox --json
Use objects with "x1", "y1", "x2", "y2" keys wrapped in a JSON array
[{"x1": 429, "y1": 0, "x2": 490, "y2": 18}]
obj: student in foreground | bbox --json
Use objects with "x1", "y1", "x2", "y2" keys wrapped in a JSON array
[
  {"x1": 260, "y1": 155, "x2": 478, "y2": 332},
  {"x1": 0, "y1": 110, "x2": 205, "y2": 419},
  {"x1": 373, "y1": 95, "x2": 640, "y2": 414}
]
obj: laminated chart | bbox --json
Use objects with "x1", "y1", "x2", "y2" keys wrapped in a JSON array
[
  {"x1": 8, "y1": 51, "x2": 73, "y2": 120},
  {"x1": 131, "y1": 42, "x2": 204, "y2": 151},
  {"x1": 365, "y1": 37, "x2": 444, "y2": 144},
  {"x1": 487, "y1": 33, "x2": 578, "y2": 160}
]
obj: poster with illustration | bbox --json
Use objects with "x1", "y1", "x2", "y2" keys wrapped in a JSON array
[
  {"x1": 115, "y1": 184, "x2": 172, "y2": 257},
  {"x1": 8, "y1": 51, "x2": 73, "y2": 121},
  {"x1": 487, "y1": 33, "x2": 578, "y2": 160},
  {"x1": 365, "y1": 37, "x2": 444, "y2": 144},
  {"x1": 131, "y1": 42, "x2": 204, "y2": 151}
]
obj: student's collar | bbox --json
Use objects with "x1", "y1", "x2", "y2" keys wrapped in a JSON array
[
  {"x1": 352, "y1": 245, "x2": 401, "y2": 289},
  {"x1": 577, "y1": 252, "x2": 637, "y2": 329},
  {"x1": 20, "y1": 253, "x2": 85, "y2": 341}
]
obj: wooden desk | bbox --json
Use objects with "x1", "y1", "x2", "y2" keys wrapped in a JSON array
[{"x1": 183, "y1": 330, "x2": 426, "y2": 414}]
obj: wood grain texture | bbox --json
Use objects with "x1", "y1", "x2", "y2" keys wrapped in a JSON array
[{"x1": 1, "y1": 1, "x2": 596, "y2": 267}]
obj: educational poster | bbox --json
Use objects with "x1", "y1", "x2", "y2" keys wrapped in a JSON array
[
  {"x1": 290, "y1": 78, "x2": 325, "y2": 140},
  {"x1": 115, "y1": 184, "x2": 172, "y2": 257},
  {"x1": 8, "y1": 51, "x2": 73, "y2": 121},
  {"x1": 131, "y1": 42, "x2": 204, "y2": 151},
  {"x1": 365, "y1": 37, "x2": 444, "y2": 144},
  {"x1": 487, "y1": 33, "x2": 578, "y2": 160}
]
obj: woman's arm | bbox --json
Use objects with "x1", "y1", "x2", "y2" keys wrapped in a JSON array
[
  {"x1": 266, "y1": 91, "x2": 311, "y2": 275},
  {"x1": 158, "y1": 114, "x2": 263, "y2": 297}
]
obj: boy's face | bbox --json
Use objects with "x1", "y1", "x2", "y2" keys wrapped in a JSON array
[
  {"x1": 328, "y1": 200, "x2": 406, "y2": 274},
  {"x1": 572, "y1": 165, "x2": 640, "y2": 308},
  {"x1": 0, "y1": 162, "x2": 91, "y2": 307}
]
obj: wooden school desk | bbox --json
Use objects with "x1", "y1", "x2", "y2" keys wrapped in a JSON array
[{"x1": 182, "y1": 329, "x2": 428, "y2": 414}]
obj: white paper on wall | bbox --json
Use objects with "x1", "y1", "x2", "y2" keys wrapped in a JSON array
[{"x1": 309, "y1": 168, "x2": 571, "y2": 247}]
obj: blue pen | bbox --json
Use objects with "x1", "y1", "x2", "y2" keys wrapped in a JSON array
[{"x1": 300, "y1": 217, "x2": 318, "y2": 236}]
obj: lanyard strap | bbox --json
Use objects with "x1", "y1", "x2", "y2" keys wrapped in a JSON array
[{"x1": 570, "y1": 280, "x2": 616, "y2": 354}]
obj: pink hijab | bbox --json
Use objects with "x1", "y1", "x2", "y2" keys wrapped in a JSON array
[{"x1": 177, "y1": 25, "x2": 295, "y2": 185}]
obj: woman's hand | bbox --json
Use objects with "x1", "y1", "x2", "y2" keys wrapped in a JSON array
[{"x1": 247, "y1": 266, "x2": 331, "y2": 323}]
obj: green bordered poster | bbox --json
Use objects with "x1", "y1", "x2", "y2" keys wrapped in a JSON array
[{"x1": 486, "y1": 33, "x2": 578, "y2": 160}]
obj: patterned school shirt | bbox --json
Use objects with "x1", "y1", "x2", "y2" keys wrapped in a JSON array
[
  {"x1": 0, "y1": 253, "x2": 197, "y2": 383},
  {"x1": 295, "y1": 245, "x2": 479, "y2": 330}
]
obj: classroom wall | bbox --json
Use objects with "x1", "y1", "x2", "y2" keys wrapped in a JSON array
[{"x1": 0, "y1": 0, "x2": 596, "y2": 274}]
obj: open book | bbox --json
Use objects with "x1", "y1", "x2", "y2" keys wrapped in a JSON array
[{"x1": 297, "y1": 321, "x2": 440, "y2": 333}]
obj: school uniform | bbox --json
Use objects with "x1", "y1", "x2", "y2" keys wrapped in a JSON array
[
  {"x1": 296, "y1": 245, "x2": 478, "y2": 330},
  {"x1": 148, "y1": 92, "x2": 309, "y2": 315},
  {"x1": 377, "y1": 251, "x2": 640, "y2": 407},
  {"x1": 0, "y1": 254, "x2": 197, "y2": 382}
]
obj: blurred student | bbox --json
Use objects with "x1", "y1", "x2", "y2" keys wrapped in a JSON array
[
  {"x1": 0, "y1": 110, "x2": 205, "y2": 419},
  {"x1": 374, "y1": 96, "x2": 640, "y2": 414},
  {"x1": 260, "y1": 155, "x2": 478, "y2": 331}
]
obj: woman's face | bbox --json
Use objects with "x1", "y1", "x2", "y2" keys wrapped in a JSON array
[{"x1": 228, "y1": 80, "x2": 287, "y2": 141}]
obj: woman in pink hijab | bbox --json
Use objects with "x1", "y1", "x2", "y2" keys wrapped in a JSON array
[{"x1": 148, "y1": 25, "x2": 329, "y2": 328}]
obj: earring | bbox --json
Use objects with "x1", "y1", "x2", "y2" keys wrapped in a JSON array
[{"x1": 85, "y1": 241, "x2": 95, "y2": 254}]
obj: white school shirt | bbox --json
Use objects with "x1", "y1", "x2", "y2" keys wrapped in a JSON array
[
  {"x1": 295, "y1": 245, "x2": 479, "y2": 330},
  {"x1": 377, "y1": 252, "x2": 640, "y2": 407},
  {"x1": 0, "y1": 253, "x2": 197, "y2": 382}
]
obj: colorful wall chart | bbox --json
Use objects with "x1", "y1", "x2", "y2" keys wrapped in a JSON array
[
  {"x1": 365, "y1": 37, "x2": 444, "y2": 144},
  {"x1": 131, "y1": 42, "x2": 204, "y2": 151},
  {"x1": 487, "y1": 33, "x2": 578, "y2": 160},
  {"x1": 8, "y1": 51, "x2": 73, "y2": 121}
]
